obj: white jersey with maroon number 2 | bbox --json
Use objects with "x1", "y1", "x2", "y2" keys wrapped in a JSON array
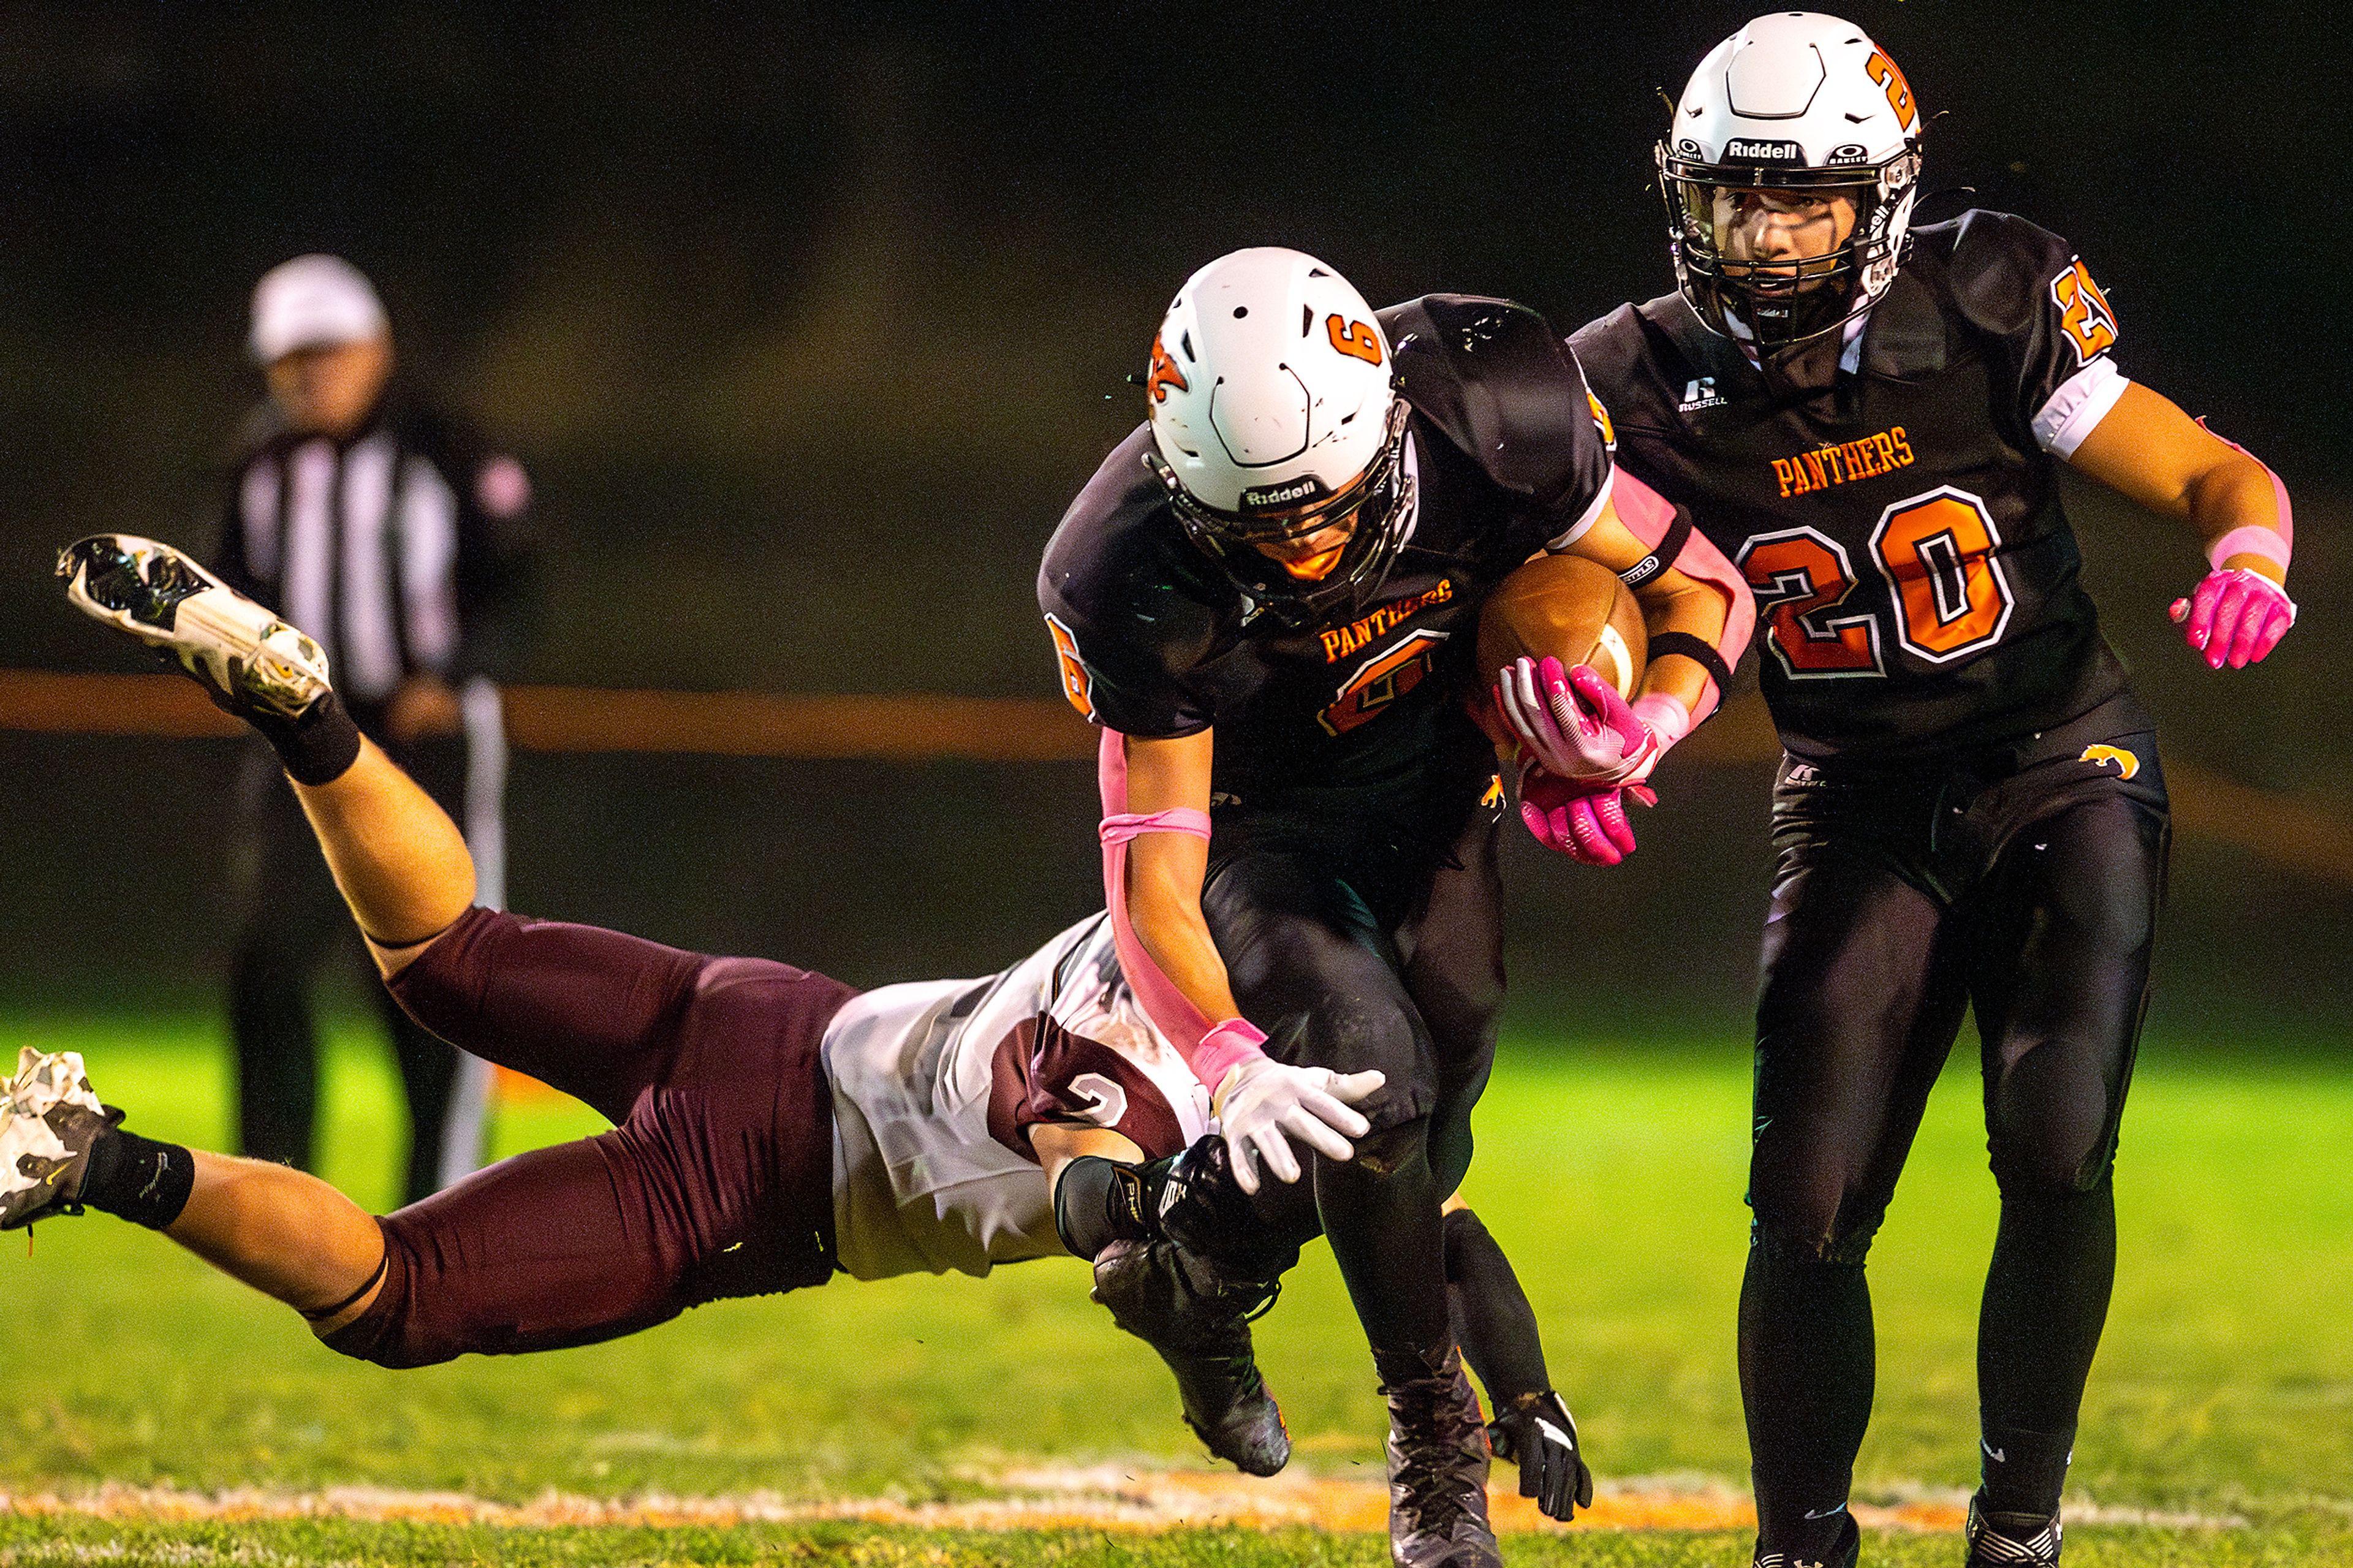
[{"x1": 823, "y1": 914, "x2": 1213, "y2": 1282}]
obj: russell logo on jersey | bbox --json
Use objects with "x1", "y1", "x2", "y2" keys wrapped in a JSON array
[{"x1": 1678, "y1": 376, "x2": 1727, "y2": 412}]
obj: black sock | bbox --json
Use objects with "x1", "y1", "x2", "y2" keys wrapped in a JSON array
[
  {"x1": 1052, "y1": 1156, "x2": 1151, "y2": 1259},
  {"x1": 1978, "y1": 1181, "x2": 2116, "y2": 1516},
  {"x1": 249, "y1": 688, "x2": 362, "y2": 786},
  {"x1": 1740, "y1": 1235, "x2": 1876, "y2": 1555},
  {"x1": 78, "y1": 1127, "x2": 195, "y2": 1229},
  {"x1": 1444, "y1": 1206, "x2": 1551, "y2": 1404}
]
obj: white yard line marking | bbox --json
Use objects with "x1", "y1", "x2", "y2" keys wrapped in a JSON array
[{"x1": 0, "y1": 1472, "x2": 2250, "y2": 1535}]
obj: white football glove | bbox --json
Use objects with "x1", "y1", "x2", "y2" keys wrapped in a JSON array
[{"x1": 1210, "y1": 1056, "x2": 1384, "y2": 1194}]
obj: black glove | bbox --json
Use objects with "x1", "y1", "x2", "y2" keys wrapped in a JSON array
[{"x1": 1487, "y1": 1389, "x2": 1595, "y2": 1522}]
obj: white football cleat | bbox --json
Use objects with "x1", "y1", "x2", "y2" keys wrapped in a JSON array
[
  {"x1": 57, "y1": 534, "x2": 332, "y2": 721},
  {"x1": 0, "y1": 1047, "x2": 122, "y2": 1230}
]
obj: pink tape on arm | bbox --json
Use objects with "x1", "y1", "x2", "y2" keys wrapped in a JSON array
[
  {"x1": 1097, "y1": 728, "x2": 1266, "y2": 1086},
  {"x1": 1609, "y1": 469, "x2": 1756, "y2": 724},
  {"x1": 2207, "y1": 525, "x2": 2290, "y2": 574},
  {"x1": 2197, "y1": 422, "x2": 2293, "y2": 572}
]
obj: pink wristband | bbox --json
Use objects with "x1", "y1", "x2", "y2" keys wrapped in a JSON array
[
  {"x1": 1194, "y1": 1018, "x2": 1269, "y2": 1087},
  {"x1": 2206, "y1": 526, "x2": 2289, "y2": 574},
  {"x1": 1629, "y1": 692, "x2": 1692, "y2": 749}
]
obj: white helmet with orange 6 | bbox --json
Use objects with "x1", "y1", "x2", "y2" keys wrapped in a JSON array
[
  {"x1": 1658, "y1": 12, "x2": 1924, "y2": 352},
  {"x1": 1142, "y1": 246, "x2": 1414, "y2": 620}
]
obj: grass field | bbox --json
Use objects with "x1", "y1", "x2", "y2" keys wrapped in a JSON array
[{"x1": 1, "y1": 1012, "x2": 2349, "y2": 1565}]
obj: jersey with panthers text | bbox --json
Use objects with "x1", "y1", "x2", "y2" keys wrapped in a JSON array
[
  {"x1": 1571, "y1": 210, "x2": 2150, "y2": 765},
  {"x1": 1039, "y1": 294, "x2": 1615, "y2": 841},
  {"x1": 823, "y1": 913, "x2": 1212, "y2": 1282}
]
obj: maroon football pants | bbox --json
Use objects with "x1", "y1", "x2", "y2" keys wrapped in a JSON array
[{"x1": 321, "y1": 907, "x2": 860, "y2": 1368}]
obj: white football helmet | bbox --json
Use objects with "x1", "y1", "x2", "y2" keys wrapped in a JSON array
[
  {"x1": 1658, "y1": 12, "x2": 1923, "y2": 352},
  {"x1": 1143, "y1": 247, "x2": 1413, "y2": 618}
]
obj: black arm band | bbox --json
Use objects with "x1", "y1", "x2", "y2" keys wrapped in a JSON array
[
  {"x1": 1643, "y1": 631, "x2": 1733, "y2": 696},
  {"x1": 1614, "y1": 509, "x2": 1694, "y2": 591}
]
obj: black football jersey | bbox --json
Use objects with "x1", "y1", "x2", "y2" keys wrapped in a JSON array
[
  {"x1": 1571, "y1": 210, "x2": 2151, "y2": 765},
  {"x1": 1039, "y1": 294, "x2": 1613, "y2": 836}
]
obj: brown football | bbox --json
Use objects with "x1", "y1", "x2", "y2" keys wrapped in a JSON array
[{"x1": 1476, "y1": 553, "x2": 1647, "y2": 700}]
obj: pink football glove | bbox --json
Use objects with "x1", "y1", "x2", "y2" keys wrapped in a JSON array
[
  {"x1": 2169, "y1": 568, "x2": 2296, "y2": 670},
  {"x1": 1517, "y1": 759, "x2": 1656, "y2": 866},
  {"x1": 1495, "y1": 655, "x2": 1680, "y2": 786}
]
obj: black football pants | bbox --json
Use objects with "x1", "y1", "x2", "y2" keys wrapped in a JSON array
[
  {"x1": 1200, "y1": 793, "x2": 1506, "y2": 1371},
  {"x1": 1741, "y1": 734, "x2": 2169, "y2": 1545},
  {"x1": 228, "y1": 732, "x2": 482, "y2": 1205}
]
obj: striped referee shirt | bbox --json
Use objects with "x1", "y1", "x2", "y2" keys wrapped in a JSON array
[{"x1": 210, "y1": 391, "x2": 531, "y2": 710}]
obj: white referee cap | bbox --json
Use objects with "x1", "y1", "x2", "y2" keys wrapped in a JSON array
[{"x1": 249, "y1": 254, "x2": 388, "y2": 363}]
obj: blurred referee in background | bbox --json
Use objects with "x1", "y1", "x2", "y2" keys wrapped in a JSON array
[{"x1": 210, "y1": 254, "x2": 534, "y2": 1203}]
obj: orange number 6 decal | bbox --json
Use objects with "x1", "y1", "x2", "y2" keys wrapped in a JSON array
[
  {"x1": 1870, "y1": 488, "x2": 2014, "y2": 663},
  {"x1": 1044, "y1": 614, "x2": 1096, "y2": 720},
  {"x1": 1737, "y1": 527, "x2": 1883, "y2": 678},
  {"x1": 1863, "y1": 50, "x2": 1918, "y2": 131},
  {"x1": 1327, "y1": 315, "x2": 1384, "y2": 365}
]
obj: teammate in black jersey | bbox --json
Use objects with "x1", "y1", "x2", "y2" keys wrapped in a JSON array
[
  {"x1": 1550, "y1": 15, "x2": 2302, "y2": 1567},
  {"x1": 1040, "y1": 246, "x2": 1748, "y2": 1567}
]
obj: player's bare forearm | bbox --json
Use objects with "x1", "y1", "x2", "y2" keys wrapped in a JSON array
[
  {"x1": 1632, "y1": 569, "x2": 1727, "y2": 710},
  {"x1": 1031, "y1": 1124, "x2": 1147, "y2": 1201},
  {"x1": 1126, "y1": 819, "x2": 1243, "y2": 1023},
  {"x1": 1560, "y1": 487, "x2": 1746, "y2": 716},
  {"x1": 2068, "y1": 382, "x2": 2286, "y2": 584},
  {"x1": 1118, "y1": 731, "x2": 1244, "y2": 1026},
  {"x1": 290, "y1": 737, "x2": 476, "y2": 977}
]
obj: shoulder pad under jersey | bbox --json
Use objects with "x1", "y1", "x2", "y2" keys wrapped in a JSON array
[
  {"x1": 1914, "y1": 209, "x2": 2082, "y2": 344},
  {"x1": 1567, "y1": 297, "x2": 1705, "y2": 423},
  {"x1": 1382, "y1": 294, "x2": 1601, "y2": 508},
  {"x1": 1036, "y1": 424, "x2": 1226, "y2": 736}
]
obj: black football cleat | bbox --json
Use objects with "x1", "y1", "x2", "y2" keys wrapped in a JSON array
[
  {"x1": 1965, "y1": 1493, "x2": 2062, "y2": 1567},
  {"x1": 58, "y1": 534, "x2": 332, "y2": 721},
  {"x1": 1379, "y1": 1344, "x2": 1501, "y2": 1568},
  {"x1": 1091, "y1": 1238, "x2": 1290, "y2": 1476},
  {"x1": 0, "y1": 1048, "x2": 125, "y2": 1230}
]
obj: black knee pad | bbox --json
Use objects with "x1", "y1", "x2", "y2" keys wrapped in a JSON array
[
  {"x1": 1270, "y1": 997, "x2": 1432, "y2": 1132},
  {"x1": 1751, "y1": 1216, "x2": 1877, "y2": 1269},
  {"x1": 1988, "y1": 1045, "x2": 2125, "y2": 1195}
]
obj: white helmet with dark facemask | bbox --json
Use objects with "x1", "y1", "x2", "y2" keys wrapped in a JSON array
[
  {"x1": 1143, "y1": 247, "x2": 1414, "y2": 620},
  {"x1": 1658, "y1": 12, "x2": 1923, "y2": 353}
]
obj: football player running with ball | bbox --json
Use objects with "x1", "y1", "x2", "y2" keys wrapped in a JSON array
[
  {"x1": 1548, "y1": 15, "x2": 2300, "y2": 1567},
  {"x1": 1039, "y1": 248, "x2": 1750, "y2": 1567}
]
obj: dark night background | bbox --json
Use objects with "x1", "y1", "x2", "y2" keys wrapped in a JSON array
[{"x1": 1, "y1": 3, "x2": 2344, "y2": 1042}]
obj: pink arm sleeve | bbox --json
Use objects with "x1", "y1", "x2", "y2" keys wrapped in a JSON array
[
  {"x1": 1098, "y1": 728, "x2": 1267, "y2": 1088},
  {"x1": 1609, "y1": 469, "x2": 1757, "y2": 725}
]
